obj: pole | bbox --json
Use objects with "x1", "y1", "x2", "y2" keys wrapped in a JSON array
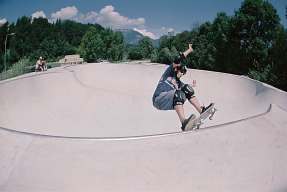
[
  {"x1": 4, "y1": 32, "x2": 16, "y2": 74},
  {"x1": 4, "y1": 34, "x2": 8, "y2": 72}
]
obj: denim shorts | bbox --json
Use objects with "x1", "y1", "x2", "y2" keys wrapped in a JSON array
[{"x1": 153, "y1": 89, "x2": 176, "y2": 110}]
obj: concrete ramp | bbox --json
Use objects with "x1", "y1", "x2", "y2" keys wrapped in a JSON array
[{"x1": 0, "y1": 62, "x2": 287, "y2": 192}]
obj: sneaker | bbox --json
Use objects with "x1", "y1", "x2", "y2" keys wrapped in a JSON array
[
  {"x1": 181, "y1": 114, "x2": 196, "y2": 131},
  {"x1": 201, "y1": 103, "x2": 213, "y2": 114}
]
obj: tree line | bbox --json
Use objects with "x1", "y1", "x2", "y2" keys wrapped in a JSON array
[
  {"x1": 153, "y1": 0, "x2": 287, "y2": 91},
  {"x1": 0, "y1": 0, "x2": 286, "y2": 91}
]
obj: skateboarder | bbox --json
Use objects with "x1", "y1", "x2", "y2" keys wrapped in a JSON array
[{"x1": 152, "y1": 44, "x2": 212, "y2": 131}]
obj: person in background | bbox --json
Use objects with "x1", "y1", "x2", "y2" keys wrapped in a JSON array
[{"x1": 35, "y1": 56, "x2": 46, "y2": 72}]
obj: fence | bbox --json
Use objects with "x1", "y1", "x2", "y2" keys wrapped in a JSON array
[{"x1": 0, "y1": 62, "x2": 61, "y2": 81}]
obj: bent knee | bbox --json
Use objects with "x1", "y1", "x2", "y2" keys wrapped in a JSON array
[
  {"x1": 173, "y1": 90, "x2": 186, "y2": 107},
  {"x1": 182, "y1": 84, "x2": 195, "y2": 100}
]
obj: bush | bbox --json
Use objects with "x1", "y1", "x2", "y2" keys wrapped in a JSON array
[
  {"x1": 247, "y1": 64, "x2": 277, "y2": 85},
  {"x1": 158, "y1": 48, "x2": 173, "y2": 64},
  {"x1": 0, "y1": 58, "x2": 32, "y2": 80},
  {"x1": 150, "y1": 49, "x2": 159, "y2": 63},
  {"x1": 0, "y1": 58, "x2": 61, "y2": 81},
  {"x1": 128, "y1": 47, "x2": 144, "y2": 60}
]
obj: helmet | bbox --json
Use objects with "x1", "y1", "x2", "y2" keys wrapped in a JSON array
[
  {"x1": 39, "y1": 56, "x2": 43, "y2": 60},
  {"x1": 175, "y1": 65, "x2": 187, "y2": 75},
  {"x1": 173, "y1": 52, "x2": 185, "y2": 64}
]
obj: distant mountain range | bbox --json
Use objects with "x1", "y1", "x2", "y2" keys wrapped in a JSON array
[{"x1": 116, "y1": 29, "x2": 160, "y2": 47}]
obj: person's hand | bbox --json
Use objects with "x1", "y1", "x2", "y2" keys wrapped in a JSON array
[{"x1": 188, "y1": 44, "x2": 193, "y2": 52}]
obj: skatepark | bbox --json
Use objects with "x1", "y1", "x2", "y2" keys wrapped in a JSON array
[{"x1": 0, "y1": 62, "x2": 287, "y2": 191}]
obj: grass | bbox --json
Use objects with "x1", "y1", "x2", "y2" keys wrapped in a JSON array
[{"x1": 0, "y1": 59, "x2": 61, "y2": 81}]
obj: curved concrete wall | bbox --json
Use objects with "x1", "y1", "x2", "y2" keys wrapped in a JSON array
[
  {"x1": 0, "y1": 63, "x2": 287, "y2": 192},
  {"x1": 0, "y1": 63, "x2": 286, "y2": 137}
]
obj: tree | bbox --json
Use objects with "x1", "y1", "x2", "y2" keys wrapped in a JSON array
[
  {"x1": 105, "y1": 30, "x2": 124, "y2": 61},
  {"x1": 173, "y1": 31, "x2": 193, "y2": 52},
  {"x1": 230, "y1": 0, "x2": 280, "y2": 74},
  {"x1": 150, "y1": 49, "x2": 159, "y2": 63},
  {"x1": 138, "y1": 37, "x2": 154, "y2": 59},
  {"x1": 158, "y1": 47, "x2": 173, "y2": 64},
  {"x1": 188, "y1": 22, "x2": 216, "y2": 70},
  {"x1": 0, "y1": 22, "x2": 9, "y2": 72},
  {"x1": 35, "y1": 37, "x2": 75, "y2": 60},
  {"x1": 57, "y1": 20, "x2": 99, "y2": 47},
  {"x1": 79, "y1": 27, "x2": 105, "y2": 62},
  {"x1": 159, "y1": 35, "x2": 175, "y2": 50},
  {"x1": 212, "y1": 12, "x2": 232, "y2": 72},
  {"x1": 127, "y1": 45, "x2": 143, "y2": 60},
  {"x1": 30, "y1": 18, "x2": 51, "y2": 51},
  {"x1": 268, "y1": 27, "x2": 287, "y2": 90},
  {"x1": 14, "y1": 16, "x2": 33, "y2": 58}
]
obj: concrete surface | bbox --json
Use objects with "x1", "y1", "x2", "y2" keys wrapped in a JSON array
[{"x1": 0, "y1": 62, "x2": 286, "y2": 192}]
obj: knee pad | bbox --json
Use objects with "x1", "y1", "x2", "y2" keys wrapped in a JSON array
[
  {"x1": 182, "y1": 84, "x2": 195, "y2": 100},
  {"x1": 173, "y1": 90, "x2": 186, "y2": 106}
]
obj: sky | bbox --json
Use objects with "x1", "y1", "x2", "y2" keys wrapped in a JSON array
[{"x1": 0, "y1": 0, "x2": 286, "y2": 39}]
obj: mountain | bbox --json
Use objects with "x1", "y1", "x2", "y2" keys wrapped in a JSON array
[
  {"x1": 116, "y1": 29, "x2": 159, "y2": 47},
  {"x1": 117, "y1": 29, "x2": 143, "y2": 45}
]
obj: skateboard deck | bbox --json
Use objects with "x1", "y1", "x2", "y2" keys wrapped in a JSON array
[{"x1": 184, "y1": 103, "x2": 216, "y2": 131}]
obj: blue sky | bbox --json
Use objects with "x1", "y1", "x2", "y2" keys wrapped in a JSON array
[{"x1": 0, "y1": 0, "x2": 286, "y2": 39}]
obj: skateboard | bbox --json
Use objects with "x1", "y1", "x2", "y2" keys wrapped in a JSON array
[{"x1": 184, "y1": 103, "x2": 216, "y2": 131}]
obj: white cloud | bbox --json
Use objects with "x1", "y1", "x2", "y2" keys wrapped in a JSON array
[
  {"x1": 83, "y1": 11, "x2": 98, "y2": 22},
  {"x1": 133, "y1": 28, "x2": 156, "y2": 40},
  {"x1": 51, "y1": 6, "x2": 78, "y2": 21},
  {"x1": 32, "y1": 11, "x2": 47, "y2": 19},
  {"x1": 135, "y1": 27, "x2": 175, "y2": 39},
  {"x1": 95, "y1": 5, "x2": 145, "y2": 29},
  {"x1": 46, "y1": 5, "x2": 175, "y2": 39},
  {"x1": 49, "y1": 5, "x2": 145, "y2": 29},
  {"x1": 143, "y1": 27, "x2": 176, "y2": 38},
  {"x1": 76, "y1": 11, "x2": 98, "y2": 23},
  {"x1": 0, "y1": 18, "x2": 7, "y2": 26}
]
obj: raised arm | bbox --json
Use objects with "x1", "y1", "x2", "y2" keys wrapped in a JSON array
[
  {"x1": 182, "y1": 44, "x2": 193, "y2": 57},
  {"x1": 172, "y1": 43, "x2": 194, "y2": 68}
]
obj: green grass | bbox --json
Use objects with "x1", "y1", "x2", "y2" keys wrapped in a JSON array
[{"x1": 0, "y1": 59, "x2": 61, "y2": 81}]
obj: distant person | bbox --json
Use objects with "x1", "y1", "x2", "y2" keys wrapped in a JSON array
[
  {"x1": 42, "y1": 58, "x2": 47, "y2": 71},
  {"x1": 35, "y1": 56, "x2": 47, "y2": 72},
  {"x1": 152, "y1": 44, "x2": 213, "y2": 131}
]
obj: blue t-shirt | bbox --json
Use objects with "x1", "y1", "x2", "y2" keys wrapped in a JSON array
[{"x1": 152, "y1": 64, "x2": 184, "y2": 102}]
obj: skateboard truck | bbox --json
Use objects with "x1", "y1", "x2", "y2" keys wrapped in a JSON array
[
  {"x1": 194, "y1": 121, "x2": 202, "y2": 130},
  {"x1": 209, "y1": 108, "x2": 217, "y2": 120}
]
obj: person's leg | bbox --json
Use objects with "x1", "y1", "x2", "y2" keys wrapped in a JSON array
[
  {"x1": 173, "y1": 90, "x2": 187, "y2": 124},
  {"x1": 175, "y1": 104, "x2": 196, "y2": 131},
  {"x1": 182, "y1": 84, "x2": 204, "y2": 114},
  {"x1": 189, "y1": 97, "x2": 214, "y2": 115},
  {"x1": 189, "y1": 97, "x2": 203, "y2": 113},
  {"x1": 182, "y1": 84, "x2": 202, "y2": 113},
  {"x1": 174, "y1": 104, "x2": 185, "y2": 124}
]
